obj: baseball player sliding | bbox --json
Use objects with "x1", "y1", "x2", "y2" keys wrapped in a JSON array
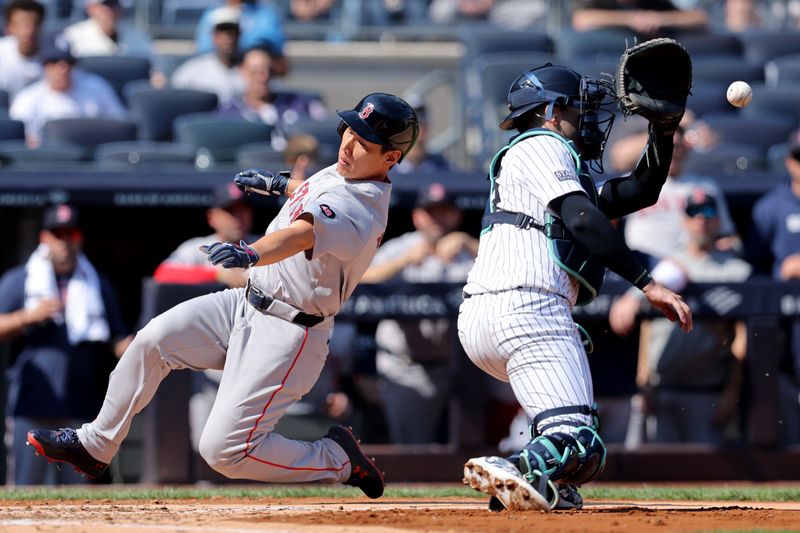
[
  {"x1": 26, "y1": 93, "x2": 419, "y2": 498},
  {"x1": 459, "y1": 59, "x2": 693, "y2": 511}
]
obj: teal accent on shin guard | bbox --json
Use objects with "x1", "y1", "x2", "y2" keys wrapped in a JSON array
[{"x1": 559, "y1": 425, "x2": 607, "y2": 485}]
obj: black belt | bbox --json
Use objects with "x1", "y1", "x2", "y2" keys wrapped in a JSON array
[{"x1": 245, "y1": 282, "x2": 324, "y2": 328}]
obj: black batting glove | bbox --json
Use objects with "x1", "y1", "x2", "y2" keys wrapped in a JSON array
[
  {"x1": 200, "y1": 240, "x2": 260, "y2": 269},
  {"x1": 234, "y1": 168, "x2": 289, "y2": 196}
]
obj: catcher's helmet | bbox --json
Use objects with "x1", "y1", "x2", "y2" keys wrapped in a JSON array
[
  {"x1": 501, "y1": 64, "x2": 615, "y2": 164},
  {"x1": 500, "y1": 64, "x2": 583, "y2": 131},
  {"x1": 337, "y1": 93, "x2": 419, "y2": 160}
]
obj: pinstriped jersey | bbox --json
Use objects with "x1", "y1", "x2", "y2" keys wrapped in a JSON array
[
  {"x1": 248, "y1": 164, "x2": 391, "y2": 319},
  {"x1": 464, "y1": 133, "x2": 593, "y2": 305}
]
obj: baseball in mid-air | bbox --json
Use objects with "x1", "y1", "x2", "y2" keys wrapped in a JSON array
[{"x1": 727, "y1": 81, "x2": 752, "y2": 108}]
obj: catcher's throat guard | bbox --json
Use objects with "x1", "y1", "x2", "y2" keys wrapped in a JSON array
[{"x1": 481, "y1": 129, "x2": 606, "y2": 305}]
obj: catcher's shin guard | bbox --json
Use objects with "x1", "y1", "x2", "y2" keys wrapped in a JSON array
[{"x1": 559, "y1": 425, "x2": 606, "y2": 485}]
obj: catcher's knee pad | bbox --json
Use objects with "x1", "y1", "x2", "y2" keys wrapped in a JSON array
[{"x1": 558, "y1": 425, "x2": 607, "y2": 485}]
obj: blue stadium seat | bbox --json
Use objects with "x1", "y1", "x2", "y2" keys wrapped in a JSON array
[
  {"x1": 127, "y1": 87, "x2": 219, "y2": 142},
  {"x1": 0, "y1": 140, "x2": 87, "y2": 165},
  {"x1": 765, "y1": 54, "x2": 800, "y2": 86},
  {"x1": 554, "y1": 28, "x2": 636, "y2": 62},
  {"x1": 0, "y1": 118, "x2": 25, "y2": 141},
  {"x1": 94, "y1": 141, "x2": 197, "y2": 167},
  {"x1": 236, "y1": 142, "x2": 288, "y2": 170},
  {"x1": 679, "y1": 32, "x2": 743, "y2": 59},
  {"x1": 282, "y1": 115, "x2": 351, "y2": 154},
  {"x1": 766, "y1": 142, "x2": 790, "y2": 173},
  {"x1": 740, "y1": 30, "x2": 800, "y2": 65},
  {"x1": 700, "y1": 114, "x2": 796, "y2": 154},
  {"x1": 42, "y1": 118, "x2": 137, "y2": 148},
  {"x1": 741, "y1": 84, "x2": 800, "y2": 122},
  {"x1": 459, "y1": 26, "x2": 553, "y2": 61},
  {"x1": 76, "y1": 55, "x2": 151, "y2": 104},
  {"x1": 0, "y1": 89, "x2": 8, "y2": 110},
  {"x1": 690, "y1": 57, "x2": 765, "y2": 87},
  {"x1": 686, "y1": 83, "x2": 737, "y2": 117},
  {"x1": 683, "y1": 143, "x2": 766, "y2": 175},
  {"x1": 174, "y1": 113, "x2": 273, "y2": 167}
]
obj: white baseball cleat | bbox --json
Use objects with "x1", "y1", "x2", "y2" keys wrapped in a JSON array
[{"x1": 463, "y1": 456, "x2": 551, "y2": 512}]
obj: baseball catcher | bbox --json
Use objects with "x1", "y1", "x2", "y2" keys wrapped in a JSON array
[{"x1": 459, "y1": 39, "x2": 693, "y2": 511}]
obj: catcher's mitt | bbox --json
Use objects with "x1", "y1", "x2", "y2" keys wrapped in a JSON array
[{"x1": 616, "y1": 38, "x2": 692, "y2": 135}]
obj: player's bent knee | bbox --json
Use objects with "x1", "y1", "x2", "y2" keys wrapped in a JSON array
[{"x1": 197, "y1": 433, "x2": 243, "y2": 477}]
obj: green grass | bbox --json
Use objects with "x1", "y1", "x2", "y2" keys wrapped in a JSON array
[{"x1": 0, "y1": 484, "x2": 798, "y2": 502}]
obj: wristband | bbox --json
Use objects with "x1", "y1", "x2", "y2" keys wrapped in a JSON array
[{"x1": 633, "y1": 270, "x2": 653, "y2": 290}]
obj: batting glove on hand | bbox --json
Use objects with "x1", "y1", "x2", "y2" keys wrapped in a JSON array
[
  {"x1": 200, "y1": 240, "x2": 260, "y2": 269},
  {"x1": 234, "y1": 168, "x2": 289, "y2": 196}
]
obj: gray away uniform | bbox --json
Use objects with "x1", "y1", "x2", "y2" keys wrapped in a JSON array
[{"x1": 77, "y1": 164, "x2": 390, "y2": 483}]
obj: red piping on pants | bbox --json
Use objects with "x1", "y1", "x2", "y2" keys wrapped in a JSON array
[{"x1": 243, "y1": 326, "x2": 346, "y2": 472}]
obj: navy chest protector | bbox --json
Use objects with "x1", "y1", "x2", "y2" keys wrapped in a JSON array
[{"x1": 481, "y1": 129, "x2": 605, "y2": 306}]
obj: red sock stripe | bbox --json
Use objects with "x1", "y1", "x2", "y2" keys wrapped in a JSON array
[{"x1": 243, "y1": 326, "x2": 345, "y2": 472}]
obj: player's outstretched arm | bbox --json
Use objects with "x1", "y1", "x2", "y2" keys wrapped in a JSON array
[
  {"x1": 640, "y1": 280, "x2": 693, "y2": 332},
  {"x1": 596, "y1": 126, "x2": 675, "y2": 220}
]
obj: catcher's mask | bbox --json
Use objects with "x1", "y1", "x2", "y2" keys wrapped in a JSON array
[
  {"x1": 500, "y1": 64, "x2": 616, "y2": 166},
  {"x1": 336, "y1": 92, "x2": 419, "y2": 162}
]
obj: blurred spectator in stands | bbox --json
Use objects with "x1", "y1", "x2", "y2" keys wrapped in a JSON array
[
  {"x1": 9, "y1": 39, "x2": 126, "y2": 147},
  {"x1": 284, "y1": 132, "x2": 320, "y2": 181},
  {"x1": 0, "y1": 204, "x2": 131, "y2": 485},
  {"x1": 362, "y1": 0, "x2": 430, "y2": 25},
  {"x1": 171, "y1": 6, "x2": 244, "y2": 106},
  {"x1": 154, "y1": 183, "x2": 258, "y2": 289},
  {"x1": 745, "y1": 129, "x2": 800, "y2": 444},
  {"x1": 610, "y1": 189, "x2": 750, "y2": 446},
  {"x1": 393, "y1": 95, "x2": 451, "y2": 176},
  {"x1": 725, "y1": 0, "x2": 762, "y2": 30},
  {"x1": 289, "y1": 0, "x2": 337, "y2": 21},
  {"x1": 611, "y1": 125, "x2": 739, "y2": 259},
  {"x1": 219, "y1": 43, "x2": 327, "y2": 151},
  {"x1": 571, "y1": 0, "x2": 708, "y2": 37},
  {"x1": 195, "y1": 0, "x2": 287, "y2": 75},
  {"x1": 0, "y1": 0, "x2": 45, "y2": 100},
  {"x1": 60, "y1": 0, "x2": 163, "y2": 87},
  {"x1": 361, "y1": 183, "x2": 478, "y2": 444},
  {"x1": 430, "y1": 0, "x2": 548, "y2": 28},
  {"x1": 152, "y1": 183, "x2": 258, "y2": 452}
]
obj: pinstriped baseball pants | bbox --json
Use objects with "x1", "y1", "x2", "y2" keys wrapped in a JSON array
[{"x1": 457, "y1": 289, "x2": 594, "y2": 436}]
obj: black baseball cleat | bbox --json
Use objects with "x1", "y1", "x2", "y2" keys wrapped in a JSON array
[
  {"x1": 324, "y1": 425, "x2": 385, "y2": 499},
  {"x1": 27, "y1": 428, "x2": 108, "y2": 479}
]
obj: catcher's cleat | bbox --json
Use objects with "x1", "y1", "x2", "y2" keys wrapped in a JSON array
[
  {"x1": 554, "y1": 484, "x2": 584, "y2": 510},
  {"x1": 27, "y1": 428, "x2": 108, "y2": 479},
  {"x1": 324, "y1": 425, "x2": 384, "y2": 499},
  {"x1": 463, "y1": 456, "x2": 550, "y2": 512}
]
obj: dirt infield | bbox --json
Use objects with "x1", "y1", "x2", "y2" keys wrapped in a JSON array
[{"x1": 1, "y1": 498, "x2": 799, "y2": 532}]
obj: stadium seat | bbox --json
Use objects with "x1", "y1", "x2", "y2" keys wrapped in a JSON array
[
  {"x1": 461, "y1": 52, "x2": 556, "y2": 164},
  {"x1": 0, "y1": 140, "x2": 87, "y2": 165},
  {"x1": 282, "y1": 115, "x2": 353, "y2": 155},
  {"x1": 127, "y1": 87, "x2": 219, "y2": 142},
  {"x1": 741, "y1": 84, "x2": 800, "y2": 122},
  {"x1": 683, "y1": 143, "x2": 766, "y2": 175},
  {"x1": 740, "y1": 30, "x2": 800, "y2": 65},
  {"x1": 0, "y1": 118, "x2": 25, "y2": 141},
  {"x1": 700, "y1": 114, "x2": 796, "y2": 154},
  {"x1": 174, "y1": 113, "x2": 273, "y2": 166},
  {"x1": 690, "y1": 57, "x2": 764, "y2": 87},
  {"x1": 766, "y1": 142, "x2": 790, "y2": 173},
  {"x1": 76, "y1": 56, "x2": 151, "y2": 104},
  {"x1": 678, "y1": 32, "x2": 743, "y2": 59},
  {"x1": 554, "y1": 28, "x2": 636, "y2": 62},
  {"x1": 459, "y1": 26, "x2": 553, "y2": 61},
  {"x1": 765, "y1": 54, "x2": 800, "y2": 87},
  {"x1": 686, "y1": 83, "x2": 737, "y2": 117},
  {"x1": 94, "y1": 141, "x2": 197, "y2": 166},
  {"x1": 236, "y1": 142, "x2": 288, "y2": 170},
  {"x1": 42, "y1": 118, "x2": 137, "y2": 148},
  {"x1": 0, "y1": 89, "x2": 8, "y2": 110}
]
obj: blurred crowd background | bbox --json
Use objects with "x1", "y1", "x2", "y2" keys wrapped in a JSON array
[{"x1": 3, "y1": 0, "x2": 800, "y2": 485}]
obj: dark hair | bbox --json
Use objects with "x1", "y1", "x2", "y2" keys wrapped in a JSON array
[
  {"x1": 4, "y1": 0, "x2": 46, "y2": 24},
  {"x1": 513, "y1": 103, "x2": 548, "y2": 132},
  {"x1": 243, "y1": 41, "x2": 282, "y2": 60}
]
